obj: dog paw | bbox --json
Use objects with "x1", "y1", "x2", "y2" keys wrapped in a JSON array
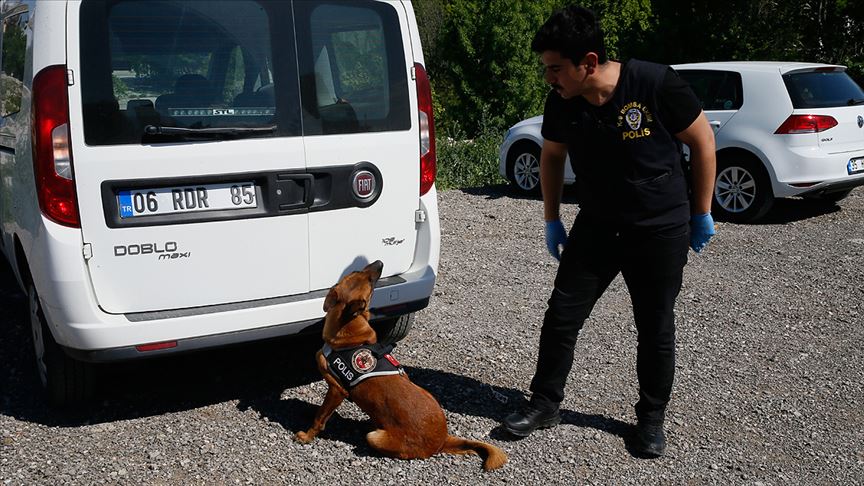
[{"x1": 294, "y1": 431, "x2": 314, "y2": 444}]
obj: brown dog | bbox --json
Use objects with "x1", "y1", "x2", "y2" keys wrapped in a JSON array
[{"x1": 296, "y1": 260, "x2": 507, "y2": 471}]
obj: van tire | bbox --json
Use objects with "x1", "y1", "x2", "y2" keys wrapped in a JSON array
[
  {"x1": 712, "y1": 156, "x2": 774, "y2": 223},
  {"x1": 28, "y1": 283, "x2": 95, "y2": 407},
  {"x1": 373, "y1": 313, "x2": 414, "y2": 346}
]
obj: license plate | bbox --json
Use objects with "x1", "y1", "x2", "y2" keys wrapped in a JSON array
[
  {"x1": 849, "y1": 157, "x2": 864, "y2": 175},
  {"x1": 118, "y1": 182, "x2": 257, "y2": 218}
]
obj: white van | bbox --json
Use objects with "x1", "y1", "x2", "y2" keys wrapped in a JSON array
[{"x1": 0, "y1": 0, "x2": 439, "y2": 405}]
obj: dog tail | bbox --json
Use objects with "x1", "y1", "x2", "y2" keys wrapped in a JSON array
[{"x1": 440, "y1": 435, "x2": 508, "y2": 471}]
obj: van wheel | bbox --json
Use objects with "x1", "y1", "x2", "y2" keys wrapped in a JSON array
[
  {"x1": 507, "y1": 142, "x2": 541, "y2": 194},
  {"x1": 28, "y1": 283, "x2": 95, "y2": 407},
  {"x1": 373, "y1": 314, "x2": 414, "y2": 346},
  {"x1": 712, "y1": 157, "x2": 774, "y2": 223}
]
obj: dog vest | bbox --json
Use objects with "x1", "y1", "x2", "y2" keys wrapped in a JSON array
[{"x1": 322, "y1": 343, "x2": 404, "y2": 389}]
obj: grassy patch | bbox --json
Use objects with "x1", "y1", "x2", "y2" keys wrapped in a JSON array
[{"x1": 436, "y1": 124, "x2": 508, "y2": 190}]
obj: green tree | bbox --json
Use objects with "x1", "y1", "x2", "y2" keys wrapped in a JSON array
[
  {"x1": 417, "y1": 0, "x2": 654, "y2": 137},
  {"x1": 429, "y1": 0, "x2": 561, "y2": 136}
]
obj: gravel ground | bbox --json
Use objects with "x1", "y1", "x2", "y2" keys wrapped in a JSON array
[{"x1": 1, "y1": 186, "x2": 863, "y2": 485}]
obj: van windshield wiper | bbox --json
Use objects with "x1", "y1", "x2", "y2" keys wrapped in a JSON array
[
  {"x1": 846, "y1": 98, "x2": 864, "y2": 106},
  {"x1": 144, "y1": 125, "x2": 276, "y2": 138}
]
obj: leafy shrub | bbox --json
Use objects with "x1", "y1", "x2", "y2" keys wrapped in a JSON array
[{"x1": 436, "y1": 119, "x2": 507, "y2": 190}]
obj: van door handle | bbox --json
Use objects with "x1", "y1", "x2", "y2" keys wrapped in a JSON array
[
  {"x1": 709, "y1": 120, "x2": 722, "y2": 131},
  {"x1": 275, "y1": 173, "x2": 315, "y2": 211}
]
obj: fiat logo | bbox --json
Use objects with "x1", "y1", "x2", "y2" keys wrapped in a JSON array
[
  {"x1": 352, "y1": 171, "x2": 376, "y2": 200},
  {"x1": 858, "y1": 115, "x2": 863, "y2": 129}
]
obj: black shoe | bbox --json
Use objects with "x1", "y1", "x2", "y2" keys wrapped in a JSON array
[
  {"x1": 502, "y1": 404, "x2": 561, "y2": 437},
  {"x1": 633, "y1": 421, "x2": 666, "y2": 457}
]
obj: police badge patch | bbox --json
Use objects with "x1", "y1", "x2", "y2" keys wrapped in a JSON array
[
  {"x1": 618, "y1": 101, "x2": 654, "y2": 141},
  {"x1": 352, "y1": 348, "x2": 377, "y2": 373},
  {"x1": 625, "y1": 107, "x2": 642, "y2": 130}
]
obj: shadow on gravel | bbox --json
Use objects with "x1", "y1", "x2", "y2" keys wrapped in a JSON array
[
  {"x1": 249, "y1": 364, "x2": 640, "y2": 457},
  {"x1": 741, "y1": 197, "x2": 841, "y2": 225},
  {"x1": 460, "y1": 184, "x2": 845, "y2": 225},
  {"x1": 239, "y1": 396, "x2": 378, "y2": 457},
  {"x1": 0, "y1": 332, "x2": 322, "y2": 428},
  {"x1": 0, "y1": 254, "x2": 322, "y2": 426}
]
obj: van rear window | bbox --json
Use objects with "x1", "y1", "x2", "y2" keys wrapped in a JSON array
[
  {"x1": 293, "y1": 2, "x2": 411, "y2": 136},
  {"x1": 80, "y1": 1, "x2": 299, "y2": 145},
  {"x1": 79, "y1": 0, "x2": 410, "y2": 146},
  {"x1": 782, "y1": 70, "x2": 864, "y2": 109}
]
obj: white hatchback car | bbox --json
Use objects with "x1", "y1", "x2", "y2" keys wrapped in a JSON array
[{"x1": 499, "y1": 61, "x2": 864, "y2": 222}]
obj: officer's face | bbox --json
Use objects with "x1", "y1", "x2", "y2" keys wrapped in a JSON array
[{"x1": 541, "y1": 51, "x2": 590, "y2": 100}]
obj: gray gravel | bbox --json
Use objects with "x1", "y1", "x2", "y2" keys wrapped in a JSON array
[{"x1": 1, "y1": 186, "x2": 863, "y2": 485}]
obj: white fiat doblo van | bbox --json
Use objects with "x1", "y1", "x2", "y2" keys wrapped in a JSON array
[{"x1": 0, "y1": 0, "x2": 439, "y2": 405}]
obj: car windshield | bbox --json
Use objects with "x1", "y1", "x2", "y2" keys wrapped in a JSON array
[
  {"x1": 782, "y1": 70, "x2": 864, "y2": 109},
  {"x1": 79, "y1": 0, "x2": 294, "y2": 145}
]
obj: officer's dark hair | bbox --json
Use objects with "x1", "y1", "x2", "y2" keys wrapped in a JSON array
[{"x1": 531, "y1": 5, "x2": 607, "y2": 64}]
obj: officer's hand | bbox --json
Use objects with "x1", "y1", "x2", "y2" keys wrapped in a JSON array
[
  {"x1": 689, "y1": 212, "x2": 716, "y2": 253},
  {"x1": 545, "y1": 219, "x2": 568, "y2": 261}
]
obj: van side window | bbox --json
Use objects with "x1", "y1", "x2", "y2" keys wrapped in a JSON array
[
  {"x1": 677, "y1": 70, "x2": 743, "y2": 111},
  {"x1": 0, "y1": 8, "x2": 28, "y2": 118},
  {"x1": 295, "y1": 1, "x2": 410, "y2": 135},
  {"x1": 79, "y1": 0, "x2": 298, "y2": 145}
]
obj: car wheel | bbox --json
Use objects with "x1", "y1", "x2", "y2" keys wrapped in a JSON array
[
  {"x1": 372, "y1": 313, "x2": 414, "y2": 346},
  {"x1": 712, "y1": 157, "x2": 774, "y2": 223},
  {"x1": 507, "y1": 143, "x2": 541, "y2": 194},
  {"x1": 28, "y1": 282, "x2": 95, "y2": 407}
]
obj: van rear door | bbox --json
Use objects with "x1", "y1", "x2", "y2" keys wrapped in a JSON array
[
  {"x1": 68, "y1": 0, "x2": 310, "y2": 314},
  {"x1": 293, "y1": 1, "x2": 419, "y2": 290}
]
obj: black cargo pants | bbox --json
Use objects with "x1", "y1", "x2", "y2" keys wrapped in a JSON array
[{"x1": 529, "y1": 215, "x2": 690, "y2": 425}]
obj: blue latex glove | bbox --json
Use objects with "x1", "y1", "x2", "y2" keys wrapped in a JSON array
[
  {"x1": 545, "y1": 219, "x2": 568, "y2": 261},
  {"x1": 690, "y1": 212, "x2": 716, "y2": 253}
]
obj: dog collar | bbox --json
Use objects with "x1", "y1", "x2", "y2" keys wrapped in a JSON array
[{"x1": 322, "y1": 343, "x2": 403, "y2": 389}]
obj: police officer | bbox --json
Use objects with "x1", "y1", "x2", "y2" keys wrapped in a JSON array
[{"x1": 502, "y1": 6, "x2": 717, "y2": 458}]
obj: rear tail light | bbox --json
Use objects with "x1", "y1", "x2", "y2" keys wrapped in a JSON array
[
  {"x1": 415, "y1": 63, "x2": 436, "y2": 196},
  {"x1": 32, "y1": 65, "x2": 79, "y2": 227},
  {"x1": 774, "y1": 114, "x2": 838, "y2": 134}
]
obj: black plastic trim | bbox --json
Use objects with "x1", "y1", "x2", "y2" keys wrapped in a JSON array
[
  {"x1": 797, "y1": 176, "x2": 864, "y2": 196},
  {"x1": 100, "y1": 162, "x2": 383, "y2": 228}
]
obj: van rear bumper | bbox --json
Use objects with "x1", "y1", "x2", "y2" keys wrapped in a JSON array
[
  {"x1": 45, "y1": 263, "x2": 436, "y2": 360},
  {"x1": 63, "y1": 297, "x2": 430, "y2": 363}
]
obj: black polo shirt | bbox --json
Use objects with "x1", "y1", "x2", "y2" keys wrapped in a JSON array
[{"x1": 541, "y1": 59, "x2": 702, "y2": 229}]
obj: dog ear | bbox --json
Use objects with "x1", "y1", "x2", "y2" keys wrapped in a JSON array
[
  {"x1": 323, "y1": 287, "x2": 338, "y2": 312},
  {"x1": 346, "y1": 298, "x2": 367, "y2": 317},
  {"x1": 363, "y1": 260, "x2": 383, "y2": 282}
]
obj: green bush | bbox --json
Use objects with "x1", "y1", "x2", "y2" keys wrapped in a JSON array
[{"x1": 435, "y1": 120, "x2": 507, "y2": 190}]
